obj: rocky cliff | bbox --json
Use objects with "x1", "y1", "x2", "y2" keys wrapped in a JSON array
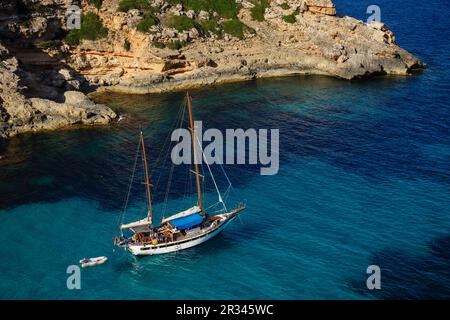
[
  {"x1": 0, "y1": 43, "x2": 116, "y2": 138},
  {"x1": 0, "y1": 0, "x2": 424, "y2": 137}
]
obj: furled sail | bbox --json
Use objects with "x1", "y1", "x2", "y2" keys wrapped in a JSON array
[
  {"x1": 120, "y1": 217, "x2": 152, "y2": 230},
  {"x1": 161, "y1": 206, "x2": 200, "y2": 224}
]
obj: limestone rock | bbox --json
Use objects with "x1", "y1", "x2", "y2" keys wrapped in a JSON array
[
  {"x1": 170, "y1": 4, "x2": 183, "y2": 16},
  {"x1": 0, "y1": 42, "x2": 116, "y2": 138},
  {"x1": 198, "y1": 10, "x2": 210, "y2": 21},
  {"x1": 306, "y1": 0, "x2": 336, "y2": 16},
  {"x1": 0, "y1": 0, "x2": 425, "y2": 136},
  {"x1": 126, "y1": 9, "x2": 143, "y2": 29},
  {"x1": 186, "y1": 10, "x2": 196, "y2": 19},
  {"x1": 237, "y1": 0, "x2": 255, "y2": 9},
  {"x1": 29, "y1": 16, "x2": 48, "y2": 37}
]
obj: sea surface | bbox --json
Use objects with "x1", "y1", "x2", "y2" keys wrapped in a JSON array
[{"x1": 0, "y1": 0, "x2": 449, "y2": 299}]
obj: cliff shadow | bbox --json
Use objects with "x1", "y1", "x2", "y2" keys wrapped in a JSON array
[
  {"x1": 345, "y1": 234, "x2": 450, "y2": 299},
  {"x1": 0, "y1": 0, "x2": 98, "y2": 102}
]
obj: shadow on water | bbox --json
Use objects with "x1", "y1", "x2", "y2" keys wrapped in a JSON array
[
  {"x1": 346, "y1": 234, "x2": 450, "y2": 299},
  {"x1": 1, "y1": 74, "x2": 449, "y2": 212}
]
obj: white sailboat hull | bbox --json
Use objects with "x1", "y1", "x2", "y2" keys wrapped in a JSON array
[{"x1": 127, "y1": 215, "x2": 236, "y2": 256}]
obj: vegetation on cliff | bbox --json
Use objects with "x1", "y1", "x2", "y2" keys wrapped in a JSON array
[
  {"x1": 64, "y1": 12, "x2": 108, "y2": 46},
  {"x1": 118, "y1": 0, "x2": 153, "y2": 12},
  {"x1": 168, "y1": 0, "x2": 238, "y2": 18},
  {"x1": 222, "y1": 18, "x2": 255, "y2": 40},
  {"x1": 87, "y1": 0, "x2": 103, "y2": 10},
  {"x1": 283, "y1": 9, "x2": 300, "y2": 24},
  {"x1": 250, "y1": 0, "x2": 270, "y2": 21},
  {"x1": 137, "y1": 14, "x2": 160, "y2": 32},
  {"x1": 0, "y1": 0, "x2": 424, "y2": 139},
  {"x1": 166, "y1": 15, "x2": 200, "y2": 32}
]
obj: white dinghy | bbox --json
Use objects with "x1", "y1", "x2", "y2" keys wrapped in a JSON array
[{"x1": 79, "y1": 256, "x2": 108, "y2": 268}]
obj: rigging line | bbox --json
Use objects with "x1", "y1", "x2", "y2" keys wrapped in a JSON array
[
  {"x1": 200, "y1": 121, "x2": 233, "y2": 190},
  {"x1": 158, "y1": 97, "x2": 186, "y2": 195},
  {"x1": 118, "y1": 138, "x2": 141, "y2": 233},
  {"x1": 184, "y1": 163, "x2": 192, "y2": 201},
  {"x1": 195, "y1": 135, "x2": 227, "y2": 212},
  {"x1": 182, "y1": 164, "x2": 188, "y2": 200},
  {"x1": 162, "y1": 161, "x2": 175, "y2": 218},
  {"x1": 204, "y1": 201, "x2": 223, "y2": 212},
  {"x1": 149, "y1": 97, "x2": 186, "y2": 175},
  {"x1": 218, "y1": 163, "x2": 232, "y2": 188},
  {"x1": 152, "y1": 98, "x2": 187, "y2": 195},
  {"x1": 199, "y1": 159, "x2": 206, "y2": 207},
  {"x1": 154, "y1": 96, "x2": 188, "y2": 217},
  {"x1": 183, "y1": 165, "x2": 188, "y2": 200},
  {"x1": 222, "y1": 185, "x2": 231, "y2": 203}
]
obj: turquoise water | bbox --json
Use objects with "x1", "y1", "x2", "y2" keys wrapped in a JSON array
[{"x1": 0, "y1": 1, "x2": 449, "y2": 299}]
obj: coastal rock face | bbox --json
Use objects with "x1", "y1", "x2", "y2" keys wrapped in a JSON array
[
  {"x1": 0, "y1": 43, "x2": 116, "y2": 138},
  {"x1": 306, "y1": 0, "x2": 336, "y2": 16},
  {"x1": 74, "y1": 0, "x2": 420, "y2": 94},
  {"x1": 62, "y1": 0, "x2": 422, "y2": 94},
  {"x1": 0, "y1": 0, "x2": 424, "y2": 137}
]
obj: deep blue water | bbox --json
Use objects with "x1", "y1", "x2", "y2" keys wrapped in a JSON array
[{"x1": 0, "y1": 1, "x2": 449, "y2": 299}]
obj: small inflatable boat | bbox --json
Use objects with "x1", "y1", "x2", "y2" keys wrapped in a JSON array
[{"x1": 79, "y1": 256, "x2": 108, "y2": 268}]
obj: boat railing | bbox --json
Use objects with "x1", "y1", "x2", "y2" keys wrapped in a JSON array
[{"x1": 236, "y1": 200, "x2": 247, "y2": 210}]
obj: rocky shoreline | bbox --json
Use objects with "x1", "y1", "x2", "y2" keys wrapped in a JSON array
[
  {"x1": 0, "y1": 0, "x2": 424, "y2": 138},
  {"x1": 0, "y1": 43, "x2": 117, "y2": 139}
]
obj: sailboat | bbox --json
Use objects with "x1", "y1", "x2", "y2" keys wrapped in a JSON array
[{"x1": 114, "y1": 93, "x2": 245, "y2": 255}]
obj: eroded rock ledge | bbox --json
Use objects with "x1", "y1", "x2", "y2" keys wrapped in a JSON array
[
  {"x1": 0, "y1": 0, "x2": 424, "y2": 138},
  {"x1": 0, "y1": 43, "x2": 116, "y2": 139},
  {"x1": 75, "y1": 0, "x2": 422, "y2": 94}
]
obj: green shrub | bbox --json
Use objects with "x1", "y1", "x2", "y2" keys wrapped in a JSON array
[
  {"x1": 35, "y1": 40, "x2": 62, "y2": 49},
  {"x1": 166, "y1": 0, "x2": 183, "y2": 5},
  {"x1": 221, "y1": 18, "x2": 254, "y2": 40},
  {"x1": 78, "y1": 12, "x2": 108, "y2": 40},
  {"x1": 64, "y1": 12, "x2": 108, "y2": 46},
  {"x1": 279, "y1": 3, "x2": 290, "y2": 10},
  {"x1": 137, "y1": 14, "x2": 159, "y2": 32},
  {"x1": 153, "y1": 41, "x2": 166, "y2": 49},
  {"x1": 88, "y1": 0, "x2": 103, "y2": 10},
  {"x1": 123, "y1": 39, "x2": 131, "y2": 51},
  {"x1": 183, "y1": 0, "x2": 212, "y2": 12},
  {"x1": 118, "y1": 0, "x2": 152, "y2": 12},
  {"x1": 250, "y1": 0, "x2": 270, "y2": 22},
  {"x1": 167, "y1": 0, "x2": 237, "y2": 19},
  {"x1": 282, "y1": 14, "x2": 296, "y2": 24},
  {"x1": 282, "y1": 9, "x2": 299, "y2": 24},
  {"x1": 30, "y1": 3, "x2": 52, "y2": 14},
  {"x1": 201, "y1": 19, "x2": 222, "y2": 37},
  {"x1": 166, "y1": 15, "x2": 199, "y2": 32},
  {"x1": 64, "y1": 30, "x2": 80, "y2": 45},
  {"x1": 165, "y1": 40, "x2": 186, "y2": 50},
  {"x1": 212, "y1": 0, "x2": 237, "y2": 19}
]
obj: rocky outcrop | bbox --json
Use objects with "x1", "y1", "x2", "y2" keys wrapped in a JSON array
[
  {"x1": 91, "y1": 1, "x2": 423, "y2": 94},
  {"x1": 70, "y1": 0, "x2": 422, "y2": 94},
  {"x1": 0, "y1": 0, "x2": 424, "y2": 137},
  {"x1": 0, "y1": 43, "x2": 116, "y2": 138},
  {"x1": 306, "y1": 0, "x2": 336, "y2": 16}
]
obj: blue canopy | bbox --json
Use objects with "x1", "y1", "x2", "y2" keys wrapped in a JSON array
[{"x1": 170, "y1": 213, "x2": 203, "y2": 230}]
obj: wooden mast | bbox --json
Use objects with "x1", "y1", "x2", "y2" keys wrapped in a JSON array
[
  {"x1": 140, "y1": 131, "x2": 153, "y2": 225},
  {"x1": 186, "y1": 93, "x2": 203, "y2": 213}
]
